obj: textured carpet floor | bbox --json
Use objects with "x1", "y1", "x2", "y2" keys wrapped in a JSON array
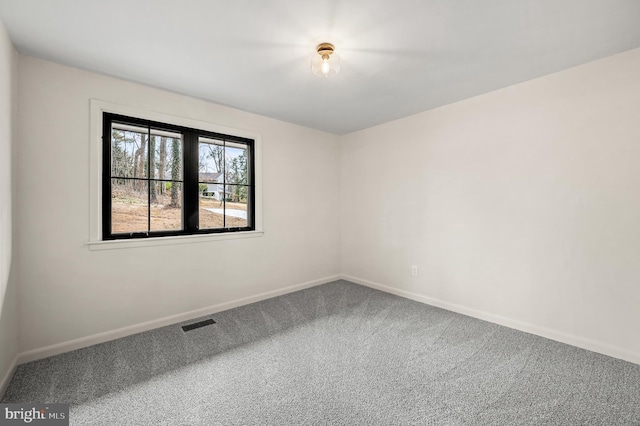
[{"x1": 3, "y1": 280, "x2": 640, "y2": 425}]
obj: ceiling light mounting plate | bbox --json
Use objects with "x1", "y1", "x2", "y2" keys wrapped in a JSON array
[{"x1": 316, "y1": 43, "x2": 335, "y2": 58}]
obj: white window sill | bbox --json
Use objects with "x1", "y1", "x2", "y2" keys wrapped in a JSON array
[{"x1": 87, "y1": 231, "x2": 264, "y2": 251}]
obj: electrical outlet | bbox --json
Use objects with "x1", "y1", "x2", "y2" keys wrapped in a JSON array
[{"x1": 411, "y1": 265, "x2": 418, "y2": 277}]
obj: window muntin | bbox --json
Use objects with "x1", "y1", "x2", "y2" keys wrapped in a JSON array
[{"x1": 102, "y1": 113, "x2": 254, "y2": 240}]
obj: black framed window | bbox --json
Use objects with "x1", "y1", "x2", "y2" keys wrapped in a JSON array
[{"x1": 102, "y1": 113, "x2": 255, "y2": 240}]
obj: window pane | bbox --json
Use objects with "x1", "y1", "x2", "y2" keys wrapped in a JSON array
[
  {"x1": 150, "y1": 181, "x2": 182, "y2": 231},
  {"x1": 199, "y1": 196, "x2": 224, "y2": 230},
  {"x1": 111, "y1": 179, "x2": 148, "y2": 234},
  {"x1": 199, "y1": 138, "x2": 224, "y2": 181},
  {"x1": 151, "y1": 135, "x2": 183, "y2": 181},
  {"x1": 224, "y1": 185, "x2": 249, "y2": 228},
  {"x1": 225, "y1": 142, "x2": 249, "y2": 184},
  {"x1": 111, "y1": 127, "x2": 148, "y2": 178}
]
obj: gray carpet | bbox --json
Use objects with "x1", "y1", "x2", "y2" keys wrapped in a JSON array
[{"x1": 3, "y1": 280, "x2": 640, "y2": 425}]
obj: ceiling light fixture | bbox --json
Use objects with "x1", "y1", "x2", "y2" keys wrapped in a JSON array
[{"x1": 311, "y1": 43, "x2": 340, "y2": 77}]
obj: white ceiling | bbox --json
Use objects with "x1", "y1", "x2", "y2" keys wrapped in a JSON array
[{"x1": 1, "y1": 1, "x2": 639, "y2": 134}]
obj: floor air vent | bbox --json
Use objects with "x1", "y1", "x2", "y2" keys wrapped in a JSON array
[{"x1": 182, "y1": 319, "x2": 216, "y2": 332}]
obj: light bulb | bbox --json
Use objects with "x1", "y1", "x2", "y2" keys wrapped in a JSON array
[{"x1": 321, "y1": 59, "x2": 330, "y2": 75}]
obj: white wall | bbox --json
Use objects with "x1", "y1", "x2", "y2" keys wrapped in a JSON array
[
  {"x1": 341, "y1": 48, "x2": 640, "y2": 364},
  {"x1": 17, "y1": 56, "x2": 341, "y2": 353},
  {"x1": 0, "y1": 18, "x2": 19, "y2": 393}
]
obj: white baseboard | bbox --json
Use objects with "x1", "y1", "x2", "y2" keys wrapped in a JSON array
[
  {"x1": 17, "y1": 275, "x2": 340, "y2": 365},
  {"x1": 0, "y1": 356, "x2": 18, "y2": 400},
  {"x1": 341, "y1": 274, "x2": 640, "y2": 366}
]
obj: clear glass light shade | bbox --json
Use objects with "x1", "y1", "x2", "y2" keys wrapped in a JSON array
[{"x1": 311, "y1": 52, "x2": 341, "y2": 77}]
